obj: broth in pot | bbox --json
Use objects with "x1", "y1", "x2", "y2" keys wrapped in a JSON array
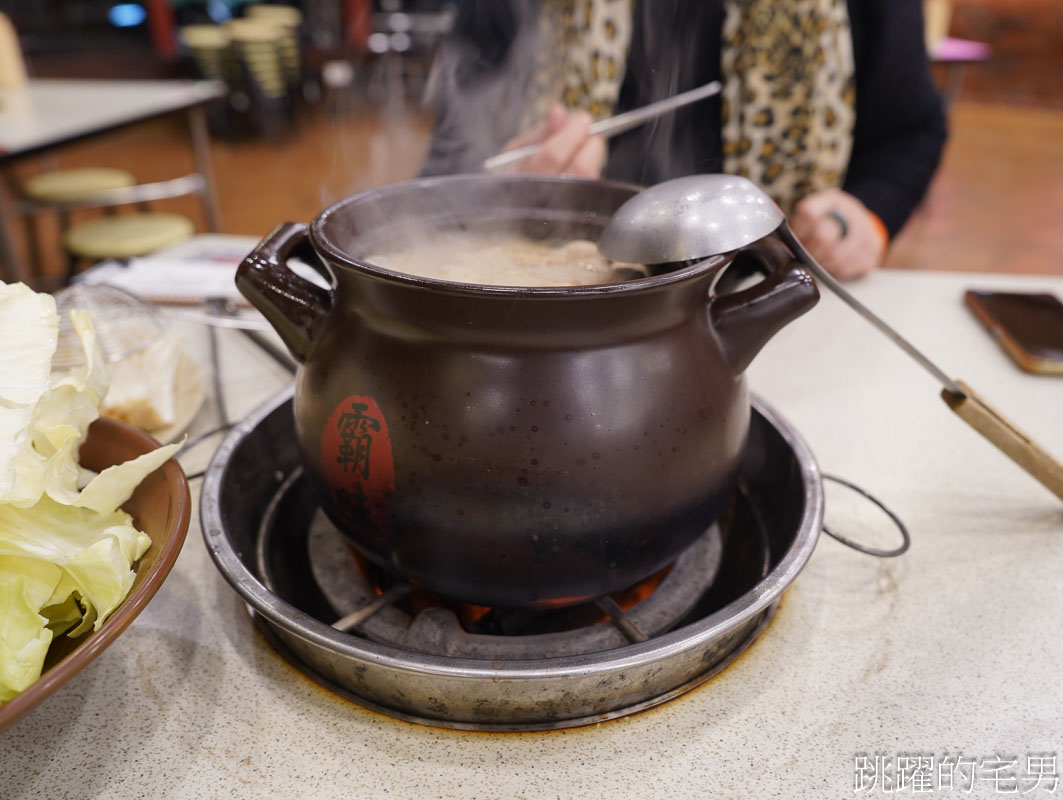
[{"x1": 365, "y1": 234, "x2": 647, "y2": 287}]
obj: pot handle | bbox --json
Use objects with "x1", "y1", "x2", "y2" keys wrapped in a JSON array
[
  {"x1": 709, "y1": 237, "x2": 819, "y2": 375},
  {"x1": 236, "y1": 222, "x2": 333, "y2": 363}
]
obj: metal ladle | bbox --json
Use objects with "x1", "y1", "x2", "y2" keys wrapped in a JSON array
[{"x1": 598, "y1": 174, "x2": 1063, "y2": 502}]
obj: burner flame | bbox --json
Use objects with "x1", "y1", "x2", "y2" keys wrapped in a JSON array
[{"x1": 350, "y1": 541, "x2": 673, "y2": 636}]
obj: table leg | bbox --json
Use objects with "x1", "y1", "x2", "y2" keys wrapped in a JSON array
[
  {"x1": 189, "y1": 105, "x2": 222, "y2": 232},
  {"x1": 0, "y1": 167, "x2": 32, "y2": 286},
  {"x1": 945, "y1": 63, "x2": 968, "y2": 105}
]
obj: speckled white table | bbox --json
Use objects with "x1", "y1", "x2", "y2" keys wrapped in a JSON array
[{"x1": 3, "y1": 269, "x2": 1062, "y2": 799}]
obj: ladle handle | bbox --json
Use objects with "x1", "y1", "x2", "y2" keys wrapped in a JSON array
[
  {"x1": 236, "y1": 222, "x2": 333, "y2": 363},
  {"x1": 776, "y1": 222, "x2": 966, "y2": 396},
  {"x1": 942, "y1": 380, "x2": 1063, "y2": 502}
]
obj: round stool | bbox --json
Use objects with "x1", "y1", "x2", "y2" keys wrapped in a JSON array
[
  {"x1": 245, "y1": 8, "x2": 302, "y2": 91},
  {"x1": 23, "y1": 167, "x2": 136, "y2": 203},
  {"x1": 63, "y1": 212, "x2": 194, "y2": 262},
  {"x1": 246, "y1": 5, "x2": 303, "y2": 26},
  {"x1": 228, "y1": 19, "x2": 289, "y2": 99},
  {"x1": 180, "y1": 25, "x2": 233, "y2": 82}
]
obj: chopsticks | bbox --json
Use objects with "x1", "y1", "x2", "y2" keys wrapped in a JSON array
[{"x1": 482, "y1": 80, "x2": 722, "y2": 172}]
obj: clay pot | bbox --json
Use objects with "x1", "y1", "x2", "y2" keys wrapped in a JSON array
[{"x1": 237, "y1": 175, "x2": 817, "y2": 607}]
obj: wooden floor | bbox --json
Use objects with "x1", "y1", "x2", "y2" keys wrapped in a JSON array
[
  {"x1": 6, "y1": 98, "x2": 1062, "y2": 282},
  {"x1": 887, "y1": 102, "x2": 1063, "y2": 275}
]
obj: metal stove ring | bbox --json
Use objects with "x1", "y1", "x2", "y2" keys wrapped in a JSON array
[{"x1": 201, "y1": 386, "x2": 823, "y2": 731}]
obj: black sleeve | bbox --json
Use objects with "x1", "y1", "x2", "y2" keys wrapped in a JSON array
[
  {"x1": 418, "y1": 0, "x2": 523, "y2": 177},
  {"x1": 448, "y1": 0, "x2": 520, "y2": 70},
  {"x1": 844, "y1": 0, "x2": 948, "y2": 237}
]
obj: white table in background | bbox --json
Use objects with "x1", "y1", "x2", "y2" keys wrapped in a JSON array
[{"x1": 0, "y1": 79, "x2": 225, "y2": 285}]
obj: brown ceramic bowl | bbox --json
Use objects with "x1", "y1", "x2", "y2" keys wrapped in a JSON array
[{"x1": 0, "y1": 418, "x2": 190, "y2": 733}]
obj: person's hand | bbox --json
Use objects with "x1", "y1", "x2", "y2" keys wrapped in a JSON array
[
  {"x1": 499, "y1": 104, "x2": 605, "y2": 178},
  {"x1": 790, "y1": 188, "x2": 888, "y2": 280}
]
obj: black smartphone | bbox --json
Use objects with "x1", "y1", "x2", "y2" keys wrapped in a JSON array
[{"x1": 965, "y1": 290, "x2": 1063, "y2": 375}]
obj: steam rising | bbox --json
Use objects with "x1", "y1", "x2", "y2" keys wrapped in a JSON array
[
  {"x1": 319, "y1": 1, "x2": 717, "y2": 265},
  {"x1": 420, "y1": 0, "x2": 544, "y2": 177},
  {"x1": 608, "y1": 1, "x2": 723, "y2": 185},
  {"x1": 420, "y1": 0, "x2": 720, "y2": 184},
  {"x1": 317, "y1": 49, "x2": 431, "y2": 207}
]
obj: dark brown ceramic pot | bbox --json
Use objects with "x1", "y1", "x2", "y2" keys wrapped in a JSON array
[{"x1": 237, "y1": 175, "x2": 817, "y2": 608}]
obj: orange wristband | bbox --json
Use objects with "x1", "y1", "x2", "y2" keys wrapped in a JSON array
[{"x1": 868, "y1": 211, "x2": 890, "y2": 249}]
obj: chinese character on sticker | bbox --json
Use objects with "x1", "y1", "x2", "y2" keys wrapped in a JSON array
[
  {"x1": 334, "y1": 484, "x2": 369, "y2": 521},
  {"x1": 336, "y1": 402, "x2": 381, "y2": 478},
  {"x1": 1022, "y1": 754, "x2": 1059, "y2": 794},
  {"x1": 980, "y1": 755, "x2": 1020, "y2": 794}
]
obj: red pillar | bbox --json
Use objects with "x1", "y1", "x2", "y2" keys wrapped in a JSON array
[
  {"x1": 344, "y1": 0, "x2": 371, "y2": 49},
  {"x1": 145, "y1": 0, "x2": 178, "y2": 60}
]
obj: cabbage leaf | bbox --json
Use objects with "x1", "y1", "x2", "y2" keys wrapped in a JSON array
[
  {"x1": 0, "y1": 282, "x2": 179, "y2": 705},
  {"x1": 0, "y1": 283, "x2": 57, "y2": 406},
  {"x1": 0, "y1": 556, "x2": 62, "y2": 703},
  {"x1": 74, "y1": 439, "x2": 182, "y2": 515},
  {"x1": 0, "y1": 283, "x2": 58, "y2": 504},
  {"x1": 19, "y1": 310, "x2": 108, "y2": 508}
]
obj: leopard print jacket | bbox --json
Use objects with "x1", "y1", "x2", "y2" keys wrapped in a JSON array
[{"x1": 523, "y1": 0, "x2": 856, "y2": 211}]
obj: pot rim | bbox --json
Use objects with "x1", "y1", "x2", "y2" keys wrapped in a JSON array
[{"x1": 309, "y1": 173, "x2": 731, "y2": 298}]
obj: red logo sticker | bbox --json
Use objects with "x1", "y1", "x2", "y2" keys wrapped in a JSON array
[{"x1": 320, "y1": 395, "x2": 395, "y2": 538}]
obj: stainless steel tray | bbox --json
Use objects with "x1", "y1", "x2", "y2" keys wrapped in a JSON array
[{"x1": 201, "y1": 386, "x2": 822, "y2": 731}]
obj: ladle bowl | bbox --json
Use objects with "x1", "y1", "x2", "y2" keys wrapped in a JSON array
[
  {"x1": 598, "y1": 174, "x2": 785, "y2": 264},
  {"x1": 599, "y1": 173, "x2": 962, "y2": 392}
]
